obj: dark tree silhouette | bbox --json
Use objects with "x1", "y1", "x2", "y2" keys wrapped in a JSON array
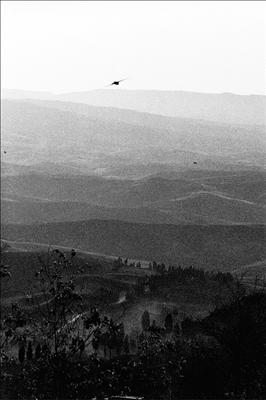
[
  {"x1": 18, "y1": 345, "x2": 25, "y2": 364},
  {"x1": 165, "y1": 313, "x2": 173, "y2": 333},
  {"x1": 123, "y1": 334, "x2": 130, "y2": 355},
  {"x1": 26, "y1": 342, "x2": 33, "y2": 361},
  {"x1": 173, "y1": 322, "x2": 181, "y2": 338},
  {"x1": 141, "y1": 310, "x2": 150, "y2": 331},
  {"x1": 35, "y1": 343, "x2": 41, "y2": 359}
]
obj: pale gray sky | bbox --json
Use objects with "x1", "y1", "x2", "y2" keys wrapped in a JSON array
[{"x1": 1, "y1": 1, "x2": 266, "y2": 95}]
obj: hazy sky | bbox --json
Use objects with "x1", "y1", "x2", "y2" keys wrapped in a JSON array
[{"x1": 1, "y1": 1, "x2": 265, "y2": 95}]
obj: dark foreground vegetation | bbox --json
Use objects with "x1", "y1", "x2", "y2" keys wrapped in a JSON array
[{"x1": 1, "y1": 249, "x2": 266, "y2": 400}]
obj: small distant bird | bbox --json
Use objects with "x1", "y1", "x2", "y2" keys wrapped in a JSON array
[
  {"x1": 4, "y1": 150, "x2": 7, "y2": 154},
  {"x1": 193, "y1": 161, "x2": 198, "y2": 165},
  {"x1": 106, "y1": 78, "x2": 127, "y2": 87}
]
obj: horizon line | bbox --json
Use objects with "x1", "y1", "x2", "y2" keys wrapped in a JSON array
[{"x1": 2, "y1": 87, "x2": 265, "y2": 97}]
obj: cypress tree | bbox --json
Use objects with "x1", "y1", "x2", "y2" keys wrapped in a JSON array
[
  {"x1": 35, "y1": 343, "x2": 41, "y2": 359},
  {"x1": 141, "y1": 310, "x2": 150, "y2": 331},
  {"x1": 26, "y1": 341, "x2": 33, "y2": 361},
  {"x1": 123, "y1": 334, "x2": 130, "y2": 354},
  {"x1": 165, "y1": 313, "x2": 173, "y2": 333},
  {"x1": 18, "y1": 345, "x2": 25, "y2": 364}
]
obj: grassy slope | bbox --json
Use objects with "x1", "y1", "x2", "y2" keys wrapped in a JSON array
[{"x1": 2, "y1": 221, "x2": 265, "y2": 270}]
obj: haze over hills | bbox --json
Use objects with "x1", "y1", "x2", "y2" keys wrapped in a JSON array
[
  {"x1": 2, "y1": 89, "x2": 54, "y2": 100},
  {"x1": 2, "y1": 88, "x2": 266, "y2": 125},
  {"x1": 1, "y1": 97, "x2": 266, "y2": 227},
  {"x1": 1, "y1": 92, "x2": 265, "y2": 272},
  {"x1": 2, "y1": 99, "x2": 265, "y2": 170}
]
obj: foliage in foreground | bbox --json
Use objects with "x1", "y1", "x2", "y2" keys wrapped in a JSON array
[
  {"x1": 1, "y1": 248, "x2": 266, "y2": 399},
  {"x1": 1, "y1": 291, "x2": 266, "y2": 400}
]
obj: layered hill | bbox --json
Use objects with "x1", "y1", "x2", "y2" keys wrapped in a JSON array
[
  {"x1": 154, "y1": 191, "x2": 266, "y2": 224},
  {"x1": 1, "y1": 199, "x2": 186, "y2": 225},
  {"x1": 2, "y1": 171, "x2": 265, "y2": 225},
  {"x1": 3, "y1": 89, "x2": 266, "y2": 125},
  {"x1": 1, "y1": 97, "x2": 265, "y2": 231},
  {"x1": 2, "y1": 221, "x2": 265, "y2": 271},
  {"x1": 2, "y1": 100, "x2": 265, "y2": 168}
]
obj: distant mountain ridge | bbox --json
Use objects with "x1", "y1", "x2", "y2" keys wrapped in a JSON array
[{"x1": 2, "y1": 89, "x2": 265, "y2": 125}]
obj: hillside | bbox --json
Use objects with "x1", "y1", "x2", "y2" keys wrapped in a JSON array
[
  {"x1": 2, "y1": 170, "x2": 265, "y2": 225},
  {"x1": 57, "y1": 89, "x2": 266, "y2": 126},
  {"x1": 2, "y1": 100, "x2": 265, "y2": 169},
  {"x1": 0, "y1": 249, "x2": 111, "y2": 299},
  {"x1": 2, "y1": 192, "x2": 265, "y2": 226},
  {"x1": 2, "y1": 221, "x2": 265, "y2": 270},
  {"x1": 1, "y1": 198, "x2": 188, "y2": 225},
  {"x1": 153, "y1": 191, "x2": 266, "y2": 224},
  {"x1": 3, "y1": 89, "x2": 265, "y2": 125}
]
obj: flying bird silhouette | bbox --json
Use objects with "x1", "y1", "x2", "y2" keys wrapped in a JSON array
[
  {"x1": 193, "y1": 161, "x2": 198, "y2": 165},
  {"x1": 106, "y1": 78, "x2": 127, "y2": 87}
]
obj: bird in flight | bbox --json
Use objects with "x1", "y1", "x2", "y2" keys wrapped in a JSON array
[
  {"x1": 193, "y1": 161, "x2": 198, "y2": 165},
  {"x1": 106, "y1": 78, "x2": 127, "y2": 87}
]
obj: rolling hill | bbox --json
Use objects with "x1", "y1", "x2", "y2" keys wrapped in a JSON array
[
  {"x1": 3, "y1": 89, "x2": 265, "y2": 125},
  {"x1": 2, "y1": 171, "x2": 265, "y2": 225},
  {"x1": 2, "y1": 220, "x2": 265, "y2": 271},
  {"x1": 57, "y1": 89, "x2": 266, "y2": 126},
  {"x1": 153, "y1": 191, "x2": 266, "y2": 224},
  {"x1": 2, "y1": 189, "x2": 265, "y2": 226},
  {"x1": 1, "y1": 198, "x2": 188, "y2": 225},
  {"x1": 2, "y1": 99, "x2": 265, "y2": 169}
]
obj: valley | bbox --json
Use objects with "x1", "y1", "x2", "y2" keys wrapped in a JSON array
[{"x1": 1, "y1": 94, "x2": 265, "y2": 320}]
